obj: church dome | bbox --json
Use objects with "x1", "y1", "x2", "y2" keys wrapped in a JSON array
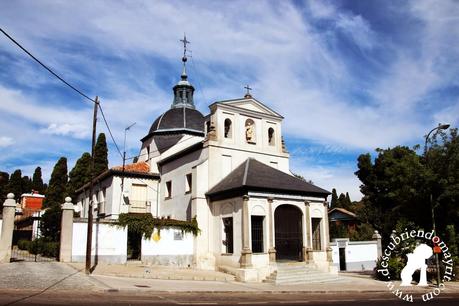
[{"x1": 149, "y1": 107, "x2": 205, "y2": 135}]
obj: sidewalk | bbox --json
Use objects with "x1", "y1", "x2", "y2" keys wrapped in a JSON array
[
  {"x1": 66, "y1": 262, "x2": 459, "y2": 294},
  {"x1": 68, "y1": 262, "x2": 235, "y2": 281}
]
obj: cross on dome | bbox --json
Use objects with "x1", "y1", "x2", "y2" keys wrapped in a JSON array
[{"x1": 244, "y1": 84, "x2": 252, "y2": 98}]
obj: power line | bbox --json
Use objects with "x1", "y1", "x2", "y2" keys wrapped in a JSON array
[
  {"x1": 98, "y1": 104, "x2": 123, "y2": 159},
  {"x1": 1, "y1": 27, "x2": 124, "y2": 161},
  {"x1": 0, "y1": 28, "x2": 96, "y2": 104}
]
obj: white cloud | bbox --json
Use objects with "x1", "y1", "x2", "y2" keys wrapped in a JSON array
[
  {"x1": 0, "y1": 136, "x2": 14, "y2": 147},
  {"x1": 291, "y1": 158, "x2": 363, "y2": 201},
  {"x1": 0, "y1": 0, "x2": 458, "y2": 198}
]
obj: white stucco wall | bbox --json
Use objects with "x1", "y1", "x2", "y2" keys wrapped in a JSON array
[
  {"x1": 71, "y1": 221, "x2": 127, "y2": 264},
  {"x1": 330, "y1": 240, "x2": 378, "y2": 271},
  {"x1": 141, "y1": 228, "x2": 194, "y2": 266}
]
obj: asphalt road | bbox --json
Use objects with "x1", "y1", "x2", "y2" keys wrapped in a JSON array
[{"x1": 0, "y1": 291, "x2": 458, "y2": 306}]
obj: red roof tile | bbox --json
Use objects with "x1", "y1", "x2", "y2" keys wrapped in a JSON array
[{"x1": 112, "y1": 162, "x2": 150, "y2": 174}]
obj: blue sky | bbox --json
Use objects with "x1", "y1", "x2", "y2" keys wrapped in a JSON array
[{"x1": 1, "y1": 0, "x2": 458, "y2": 200}]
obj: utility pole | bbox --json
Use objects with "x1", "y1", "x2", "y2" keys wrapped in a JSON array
[{"x1": 85, "y1": 96, "x2": 99, "y2": 274}]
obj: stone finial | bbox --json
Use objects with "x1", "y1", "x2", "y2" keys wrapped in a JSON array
[
  {"x1": 372, "y1": 230, "x2": 382, "y2": 239},
  {"x1": 7, "y1": 193, "x2": 14, "y2": 199},
  {"x1": 61, "y1": 197, "x2": 74, "y2": 210}
]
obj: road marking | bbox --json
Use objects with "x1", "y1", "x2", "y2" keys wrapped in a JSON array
[
  {"x1": 175, "y1": 302, "x2": 215, "y2": 305},
  {"x1": 238, "y1": 303, "x2": 267, "y2": 305},
  {"x1": 280, "y1": 301, "x2": 309, "y2": 304}
]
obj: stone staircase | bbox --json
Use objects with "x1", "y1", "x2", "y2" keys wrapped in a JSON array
[{"x1": 263, "y1": 262, "x2": 342, "y2": 285}]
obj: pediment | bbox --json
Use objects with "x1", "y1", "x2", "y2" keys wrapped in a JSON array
[{"x1": 218, "y1": 98, "x2": 283, "y2": 118}]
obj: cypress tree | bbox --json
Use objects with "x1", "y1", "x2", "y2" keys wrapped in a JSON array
[
  {"x1": 43, "y1": 157, "x2": 68, "y2": 208},
  {"x1": 338, "y1": 193, "x2": 347, "y2": 209},
  {"x1": 93, "y1": 133, "x2": 108, "y2": 177},
  {"x1": 41, "y1": 157, "x2": 68, "y2": 242},
  {"x1": 330, "y1": 188, "x2": 338, "y2": 208},
  {"x1": 32, "y1": 166, "x2": 44, "y2": 194},
  {"x1": 0, "y1": 171, "x2": 9, "y2": 201},
  {"x1": 7, "y1": 169, "x2": 23, "y2": 201},
  {"x1": 22, "y1": 176, "x2": 32, "y2": 194},
  {"x1": 345, "y1": 192, "x2": 352, "y2": 208},
  {"x1": 67, "y1": 152, "x2": 92, "y2": 200}
]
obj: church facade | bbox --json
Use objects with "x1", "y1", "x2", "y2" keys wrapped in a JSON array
[{"x1": 76, "y1": 52, "x2": 334, "y2": 281}]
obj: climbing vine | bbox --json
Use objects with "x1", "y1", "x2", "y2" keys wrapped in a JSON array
[{"x1": 116, "y1": 213, "x2": 200, "y2": 239}]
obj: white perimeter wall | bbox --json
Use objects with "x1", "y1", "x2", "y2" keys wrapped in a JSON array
[
  {"x1": 142, "y1": 228, "x2": 194, "y2": 266},
  {"x1": 331, "y1": 240, "x2": 378, "y2": 271},
  {"x1": 72, "y1": 221, "x2": 127, "y2": 264},
  {"x1": 71, "y1": 221, "x2": 194, "y2": 266}
]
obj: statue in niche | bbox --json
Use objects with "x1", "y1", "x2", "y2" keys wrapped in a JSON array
[{"x1": 245, "y1": 120, "x2": 255, "y2": 143}]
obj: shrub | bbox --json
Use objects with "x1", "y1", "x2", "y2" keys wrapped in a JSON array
[
  {"x1": 17, "y1": 239, "x2": 31, "y2": 250},
  {"x1": 375, "y1": 256, "x2": 405, "y2": 281},
  {"x1": 41, "y1": 241, "x2": 59, "y2": 258},
  {"x1": 27, "y1": 239, "x2": 44, "y2": 255}
]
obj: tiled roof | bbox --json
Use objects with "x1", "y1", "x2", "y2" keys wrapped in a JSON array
[
  {"x1": 112, "y1": 161, "x2": 150, "y2": 174},
  {"x1": 206, "y1": 158, "x2": 330, "y2": 200},
  {"x1": 328, "y1": 207, "x2": 357, "y2": 218}
]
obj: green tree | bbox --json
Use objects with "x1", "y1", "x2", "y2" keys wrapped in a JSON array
[
  {"x1": 40, "y1": 204, "x2": 62, "y2": 242},
  {"x1": 93, "y1": 133, "x2": 108, "y2": 177},
  {"x1": 67, "y1": 152, "x2": 92, "y2": 200},
  {"x1": 43, "y1": 157, "x2": 68, "y2": 208},
  {"x1": 330, "y1": 188, "x2": 338, "y2": 209},
  {"x1": 345, "y1": 192, "x2": 351, "y2": 206},
  {"x1": 425, "y1": 128, "x2": 459, "y2": 236},
  {"x1": 355, "y1": 146, "x2": 431, "y2": 244},
  {"x1": 7, "y1": 169, "x2": 23, "y2": 201},
  {"x1": 41, "y1": 157, "x2": 68, "y2": 242},
  {"x1": 22, "y1": 176, "x2": 32, "y2": 194},
  {"x1": 0, "y1": 171, "x2": 9, "y2": 201},
  {"x1": 337, "y1": 193, "x2": 347, "y2": 209},
  {"x1": 32, "y1": 167, "x2": 44, "y2": 194}
]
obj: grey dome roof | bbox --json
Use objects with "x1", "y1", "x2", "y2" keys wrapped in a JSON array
[{"x1": 148, "y1": 107, "x2": 205, "y2": 135}]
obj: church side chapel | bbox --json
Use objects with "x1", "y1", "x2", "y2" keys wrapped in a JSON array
[{"x1": 76, "y1": 37, "x2": 335, "y2": 282}]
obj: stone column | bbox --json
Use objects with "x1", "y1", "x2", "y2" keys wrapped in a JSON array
[
  {"x1": 60, "y1": 197, "x2": 74, "y2": 262},
  {"x1": 240, "y1": 195, "x2": 252, "y2": 268},
  {"x1": 323, "y1": 201, "x2": 332, "y2": 262},
  {"x1": 372, "y1": 230, "x2": 382, "y2": 258},
  {"x1": 303, "y1": 201, "x2": 313, "y2": 263},
  {"x1": 267, "y1": 198, "x2": 276, "y2": 262},
  {"x1": 0, "y1": 193, "x2": 17, "y2": 263}
]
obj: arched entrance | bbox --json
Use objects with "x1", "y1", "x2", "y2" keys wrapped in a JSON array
[{"x1": 274, "y1": 205, "x2": 303, "y2": 261}]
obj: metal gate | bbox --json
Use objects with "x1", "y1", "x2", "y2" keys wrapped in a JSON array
[{"x1": 274, "y1": 205, "x2": 303, "y2": 261}]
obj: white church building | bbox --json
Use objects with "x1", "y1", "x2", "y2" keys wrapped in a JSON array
[{"x1": 76, "y1": 48, "x2": 334, "y2": 282}]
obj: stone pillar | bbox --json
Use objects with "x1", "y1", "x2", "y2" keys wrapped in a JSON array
[
  {"x1": 323, "y1": 201, "x2": 332, "y2": 262},
  {"x1": 240, "y1": 195, "x2": 252, "y2": 268},
  {"x1": 303, "y1": 201, "x2": 312, "y2": 263},
  {"x1": 60, "y1": 197, "x2": 74, "y2": 262},
  {"x1": 0, "y1": 194, "x2": 17, "y2": 263},
  {"x1": 372, "y1": 230, "x2": 382, "y2": 258},
  {"x1": 267, "y1": 198, "x2": 276, "y2": 262}
]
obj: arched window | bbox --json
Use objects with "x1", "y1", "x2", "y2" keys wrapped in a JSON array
[
  {"x1": 268, "y1": 128, "x2": 275, "y2": 145},
  {"x1": 245, "y1": 119, "x2": 256, "y2": 144},
  {"x1": 224, "y1": 119, "x2": 232, "y2": 138}
]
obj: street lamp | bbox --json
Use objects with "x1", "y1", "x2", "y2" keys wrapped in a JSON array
[{"x1": 424, "y1": 123, "x2": 450, "y2": 287}]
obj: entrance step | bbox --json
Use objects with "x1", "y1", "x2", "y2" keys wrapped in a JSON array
[
  {"x1": 263, "y1": 263, "x2": 342, "y2": 285},
  {"x1": 126, "y1": 260, "x2": 142, "y2": 266}
]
